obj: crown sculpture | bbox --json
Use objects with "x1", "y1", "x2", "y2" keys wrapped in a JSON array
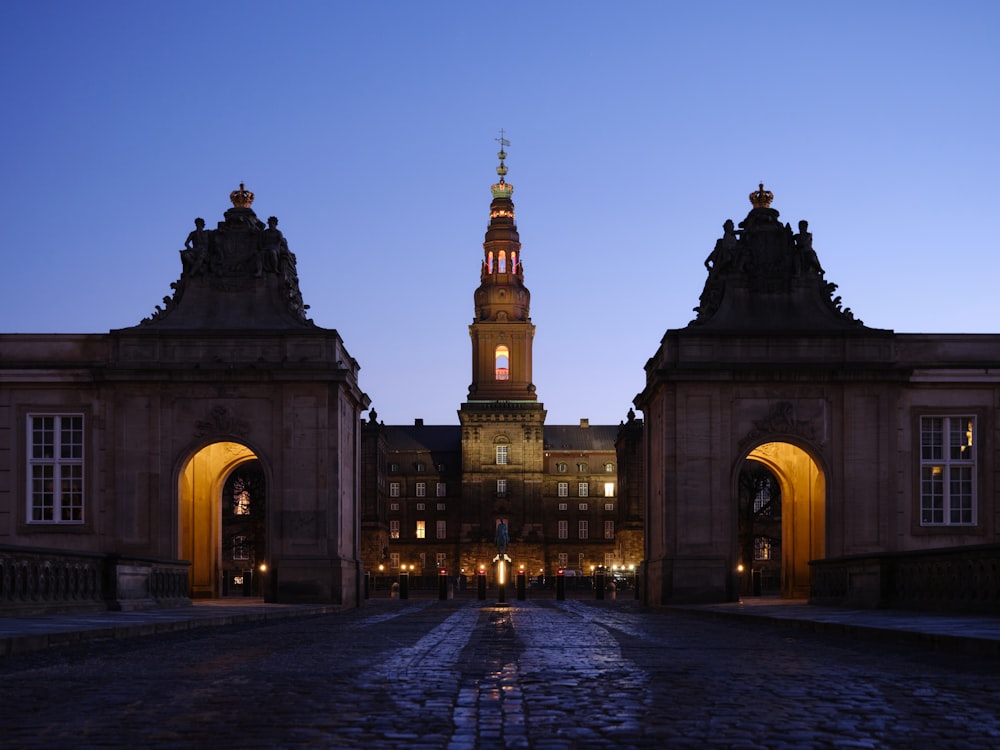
[
  {"x1": 230, "y1": 182, "x2": 255, "y2": 208},
  {"x1": 749, "y1": 182, "x2": 774, "y2": 209}
]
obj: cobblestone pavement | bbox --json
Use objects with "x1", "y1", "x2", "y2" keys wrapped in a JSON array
[{"x1": 2, "y1": 598, "x2": 999, "y2": 749}]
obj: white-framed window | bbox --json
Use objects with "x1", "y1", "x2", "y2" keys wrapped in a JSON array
[
  {"x1": 416, "y1": 521, "x2": 426, "y2": 539},
  {"x1": 604, "y1": 482, "x2": 614, "y2": 498},
  {"x1": 579, "y1": 520, "x2": 589, "y2": 539},
  {"x1": 416, "y1": 462, "x2": 425, "y2": 472},
  {"x1": 605, "y1": 463, "x2": 614, "y2": 473},
  {"x1": 604, "y1": 503, "x2": 614, "y2": 511},
  {"x1": 389, "y1": 463, "x2": 399, "y2": 473},
  {"x1": 557, "y1": 482, "x2": 568, "y2": 497},
  {"x1": 577, "y1": 462, "x2": 588, "y2": 473},
  {"x1": 557, "y1": 462, "x2": 567, "y2": 473},
  {"x1": 436, "y1": 520, "x2": 446, "y2": 539},
  {"x1": 496, "y1": 445, "x2": 509, "y2": 465},
  {"x1": 558, "y1": 520, "x2": 568, "y2": 539},
  {"x1": 436, "y1": 502, "x2": 446, "y2": 511},
  {"x1": 754, "y1": 536, "x2": 772, "y2": 560},
  {"x1": 497, "y1": 479, "x2": 507, "y2": 497},
  {"x1": 436, "y1": 552, "x2": 447, "y2": 569},
  {"x1": 920, "y1": 415, "x2": 976, "y2": 525},
  {"x1": 28, "y1": 414, "x2": 84, "y2": 523},
  {"x1": 389, "y1": 482, "x2": 400, "y2": 497},
  {"x1": 390, "y1": 553, "x2": 399, "y2": 569},
  {"x1": 578, "y1": 483, "x2": 589, "y2": 497},
  {"x1": 436, "y1": 482, "x2": 446, "y2": 497},
  {"x1": 558, "y1": 552, "x2": 568, "y2": 569},
  {"x1": 416, "y1": 482, "x2": 426, "y2": 497},
  {"x1": 389, "y1": 502, "x2": 399, "y2": 511},
  {"x1": 416, "y1": 503, "x2": 425, "y2": 511},
  {"x1": 558, "y1": 502, "x2": 568, "y2": 511},
  {"x1": 390, "y1": 520, "x2": 400, "y2": 539},
  {"x1": 604, "y1": 520, "x2": 614, "y2": 539},
  {"x1": 233, "y1": 535, "x2": 249, "y2": 561},
  {"x1": 578, "y1": 502, "x2": 588, "y2": 511}
]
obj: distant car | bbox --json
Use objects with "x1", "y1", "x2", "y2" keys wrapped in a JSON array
[{"x1": 611, "y1": 573, "x2": 632, "y2": 589}]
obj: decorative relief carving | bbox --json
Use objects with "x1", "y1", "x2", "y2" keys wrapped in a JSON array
[
  {"x1": 194, "y1": 405, "x2": 251, "y2": 438},
  {"x1": 738, "y1": 401, "x2": 820, "y2": 451}
]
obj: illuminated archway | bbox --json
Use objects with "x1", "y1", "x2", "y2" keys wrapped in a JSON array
[
  {"x1": 742, "y1": 442, "x2": 825, "y2": 599},
  {"x1": 178, "y1": 442, "x2": 259, "y2": 599}
]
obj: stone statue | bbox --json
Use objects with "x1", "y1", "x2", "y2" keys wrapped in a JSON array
[
  {"x1": 494, "y1": 518, "x2": 509, "y2": 555},
  {"x1": 794, "y1": 220, "x2": 824, "y2": 276},
  {"x1": 257, "y1": 216, "x2": 288, "y2": 277},
  {"x1": 180, "y1": 218, "x2": 209, "y2": 276},
  {"x1": 705, "y1": 219, "x2": 738, "y2": 276}
]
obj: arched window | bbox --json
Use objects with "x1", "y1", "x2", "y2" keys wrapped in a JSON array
[
  {"x1": 498, "y1": 250, "x2": 507, "y2": 273},
  {"x1": 487, "y1": 251, "x2": 494, "y2": 274},
  {"x1": 495, "y1": 345, "x2": 509, "y2": 380},
  {"x1": 510, "y1": 251, "x2": 517, "y2": 273}
]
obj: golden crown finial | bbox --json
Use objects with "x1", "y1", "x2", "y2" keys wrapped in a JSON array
[
  {"x1": 749, "y1": 182, "x2": 774, "y2": 209},
  {"x1": 230, "y1": 182, "x2": 255, "y2": 208},
  {"x1": 491, "y1": 130, "x2": 514, "y2": 199}
]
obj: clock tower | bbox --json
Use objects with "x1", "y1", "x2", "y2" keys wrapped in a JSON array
[{"x1": 459, "y1": 139, "x2": 546, "y2": 551}]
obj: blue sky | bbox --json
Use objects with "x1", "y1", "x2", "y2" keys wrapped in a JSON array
[{"x1": 2, "y1": 2, "x2": 998, "y2": 426}]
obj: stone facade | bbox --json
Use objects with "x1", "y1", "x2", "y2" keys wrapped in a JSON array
[
  {"x1": 637, "y1": 185, "x2": 1000, "y2": 610},
  {"x1": 0, "y1": 186, "x2": 368, "y2": 613}
]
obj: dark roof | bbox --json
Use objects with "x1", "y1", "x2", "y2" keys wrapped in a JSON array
[
  {"x1": 384, "y1": 425, "x2": 461, "y2": 453},
  {"x1": 543, "y1": 424, "x2": 618, "y2": 451}
]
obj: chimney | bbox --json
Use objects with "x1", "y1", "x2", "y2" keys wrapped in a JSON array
[
  {"x1": 415, "y1": 418, "x2": 424, "y2": 427},
  {"x1": 580, "y1": 418, "x2": 589, "y2": 428}
]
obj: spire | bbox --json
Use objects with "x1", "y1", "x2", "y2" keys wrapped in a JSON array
[{"x1": 491, "y1": 130, "x2": 513, "y2": 200}]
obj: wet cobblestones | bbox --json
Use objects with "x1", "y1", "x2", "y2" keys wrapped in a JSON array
[{"x1": 1, "y1": 598, "x2": 999, "y2": 749}]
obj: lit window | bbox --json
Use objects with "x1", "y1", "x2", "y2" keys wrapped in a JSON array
[
  {"x1": 578, "y1": 483, "x2": 589, "y2": 497},
  {"x1": 390, "y1": 520, "x2": 400, "y2": 539},
  {"x1": 436, "y1": 520, "x2": 446, "y2": 539},
  {"x1": 390, "y1": 482, "x2": 400, "y2": 497},
  {"x1": 436, "y1": 552, "x2": 447, "y2": 568},
  {"x1": 558, "y1": 503, "x2": 568, "y2": 511},
  {"x1": 28, "y1": 415, "x2": 84, "y2": 523},
  {"x1": 558, "y1": 552, "x2": 568, "y2": 568},
  {"x1": 604, "y1": 482, "x2": 614, "y2": 498},
  {"x1": 557, "y1": 482, "x2": 568, "y2": 497},
  {"x1": 233, "y1": 535, "x2": 249, "y2": 561},
  {"x1": 604, "y1": 521, "x2": 614, "y2": 540},
  {"x1": 233, "y1": 477, "x2": 251, "y2": 515},
  {"x1": 498, "y1": 250, "x2": 507, "y2": 273},
  {"x1": 754, "y1": 537, "x2": 772, "y2": 560},
  {"x1": 578, "y1": 520, "x2": 589, "y2": 540},
  {"x1": 605, "y1": 463, "x2": 614, "y2": 473},
  {"x1": 416, "y1": 482, "x2": 426, "y2": 497},
  {"x1": 416, "y1": 521, "x2": 426, "y2": 539},
  {"x1": 495, "y1": 346, "x2": 510, "y2": 381},
  {"x1": 558, "y1": 520, "x2": 568, "y2": 539},
  {"x1": 496, "y1": 445, "x2": 509, "y2": 465},
  {"x1": 920, "y1": 416, "x2": 976, "y2": 525},
  {"x1": 436, "y1": 482, "x2": 446, "y2": 497}
]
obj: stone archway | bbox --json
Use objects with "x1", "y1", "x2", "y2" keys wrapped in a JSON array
[
  {"x1": 178, "y1": 442, "x2": 258, "y2": 599},
  {"x1": 743, "y1": 442, "x2": 825, "y2": 599}
]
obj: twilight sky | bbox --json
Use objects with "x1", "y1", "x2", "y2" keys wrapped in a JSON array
[{"x1": 2, "y1": 2, "x2": 998, "y2": 426}]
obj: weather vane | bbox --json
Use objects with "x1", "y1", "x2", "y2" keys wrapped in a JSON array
[{"x1": 496, "y1": 128, "x2": 510, "y2": 150}]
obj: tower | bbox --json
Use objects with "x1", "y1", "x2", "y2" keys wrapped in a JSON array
[{"x1": 459, "y1": 139, "x2": 546, "y2": 553}]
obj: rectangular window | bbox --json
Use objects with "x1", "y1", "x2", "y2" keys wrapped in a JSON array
[
  {"x1": 436, "y1": 502, "x2": 446, "y2": 511},
  {"x1": 558, "y1": 520, "x2": 568, "y2": 539},
  {"x1": 390, "y1": 553, "x2": 399, "y2": 569},
  {"x1": 496, "y1": 445, "x2": 508, "y2": 465},
  {"x1": 436, "y1": 482, "x2": 446, "y2": 497},
  {"x1": 233, "y1": 535, "x2": 249, "y2": 561},
  {"x1": 578, "y1": 482, "x2": 589, "y2": 497},
  {"x1": 557, "y1": 482, "x2": 568, "y2": 497},
  {"x1": 416, "y1": 503, "x2": 425, "y2": 511},
  {"x1": 604, "y1": 482, "x2": 615, "y2": 498},
  {"x1": 416, "y1": 482, "x2": 426, "y2": 497},
  {"x1": 558, "y1": 502, "x2": 568, "y2": 511},
  {"x1": 390, "y1": 520, "x2": 400, "y2": 539},
  {"x1": 579, "y1": 520, "x2": 589, "y2": 539},
  {"x1": 416, "y1": 521, "x2": 426, "y2": 539},
  {"x1": 604, "y1": 520, "x2": 615, "y2": 540},
  {"x1": 605, "y1": 463, "x2": 614, "y2": 473},
  {"x1": 389, "y1": 502, "x2": 399, "y2": 511},
  {"x1": 389, "y1": 463, "x2": 399, "y2": 473},
  {"x1": 436, "y1": 520, "x2": 446, "y2": 539},
  {"x1": 389, "y1": 482, "x2": 400, "y2": 497},
  {"x1": 604, "y1": 503, "x2": 614, "y2": 511},
  {"x1": 579, "y1": 502, "x2": 588, "y2": 511},
  {"x1": 28, "y1": 415, "x2": 84, "y2": 523},
  {"x1": 436, "y1": 552, "x2": 447, "y2": 569},
  {"x1": 754, "y1": 537, "x2": 772, "y2": 561},
  {"x1": 497, "y1": 479, "x2": 507, "y2": 497},
  {"x1": 558, "y1": 552, "x2": 568, "y2": 569},
  {"x1": 920, "y1": 416, "x2": 976, "y2": 525},
  {"x1": 416, "y1": 462, "x2": 425, "y2": 472}
]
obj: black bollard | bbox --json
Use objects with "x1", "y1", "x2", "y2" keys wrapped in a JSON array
[
  {"x1": 477, "y1": 569, "x2": 486, "y2": 601},
  {"x1": 556, "y1": 569, "x2": 565, "y2": 601},
  {"x1": 438, "y1": 569, "x2": 449, "y2": 600},
  {"x1": 516, "y1": 570, "x2": 526, "y2": 601},
  {"x1": 595, "y1": 568, "x2": 605, "y2": 601},
  {"x1": 399, "y1": 571, "x2": 409, "y2": 600}
]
